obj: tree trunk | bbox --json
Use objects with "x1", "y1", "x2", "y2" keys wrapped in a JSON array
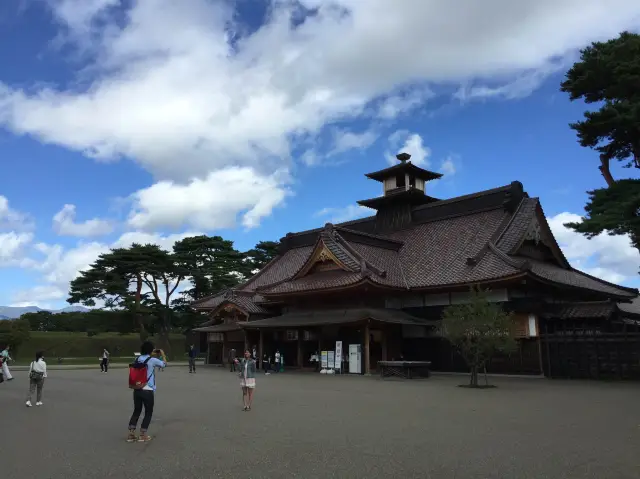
[
  {"x1": 157, "y1": 307, "x2": 172, "y2": 359},
  {"x1": 470, "y1": 364, "x2": 479, "y2": 387},
  {"x1": 135, "y1": 274, "x2": 147, "y2": 341},
  {"x1": 599, "y1": 154, "x2": 616, "y2": 187}
]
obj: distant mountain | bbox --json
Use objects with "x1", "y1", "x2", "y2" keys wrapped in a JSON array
[{"x1": 0, "y1": 305, "x2": 91, "y2": 320}]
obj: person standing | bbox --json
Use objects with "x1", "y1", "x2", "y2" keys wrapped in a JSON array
[
  {"x1": 127, "y1": 342, "x2": 167, "y2": 443},
  {"x1": 101, "y1": 348, "x2": 110, "y2": 373},
  {"x1": 274, "y1": 350, "x2": 281, "y2": 373},
  {"x1": 238, "y1": 350, "x2": 256, "y2": 411},
  {"x1": 188, "y1": 345, "x2": 197, "y2": 373},
  {"x1": 1, "y1": 345, "x2": 13, "y2": 381},
  {"x1": 26, "y1": 351, "x2": 47, "y2": 407}
]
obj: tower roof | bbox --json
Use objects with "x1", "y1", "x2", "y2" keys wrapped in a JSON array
[{"x1": 365, "y1": 153, "x2": 443, "y2": 182}]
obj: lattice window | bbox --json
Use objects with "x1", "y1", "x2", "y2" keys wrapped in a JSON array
[{"x1": 286, "y1": 330, "x2": 299, "y2": 341}]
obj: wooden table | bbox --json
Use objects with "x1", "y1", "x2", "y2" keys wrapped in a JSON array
[{"x1": 377, "y1": 361, "x2": 431, "y2": 379}]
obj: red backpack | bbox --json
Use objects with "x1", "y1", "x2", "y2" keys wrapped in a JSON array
[{"x1": 128, "y1": 357, "x2": 151, "y2": 390}]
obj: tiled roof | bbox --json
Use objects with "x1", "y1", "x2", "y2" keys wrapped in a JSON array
[
  {"x1": 240, "y1": 308, "x2": 438, "y2": 329},
  {"x1": 618, "y1": 297, "x2": 640, "y2": 316},
  {"x1": 192, "y1": 289, "x2": 269, "y2": 314},
  {"x1": 193, "y1": 323, "x2": 242, "y2": 333},
  {"x1": 542, "y1": 302, "x2": 617, "y2": 320},
  {"x1": 194, "y1": 182, "x2": 637, "y2": 302}
]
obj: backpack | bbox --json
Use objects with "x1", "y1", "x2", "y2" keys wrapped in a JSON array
[{"x1": 128, "y1": 357, "x2": 152, "y2": 390}]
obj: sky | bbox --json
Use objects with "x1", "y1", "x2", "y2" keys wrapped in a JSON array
[{"x1": 1, "y1": 0, "x2": 640, "y2": 310}]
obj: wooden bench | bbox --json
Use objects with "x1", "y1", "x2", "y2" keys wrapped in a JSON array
[{"x1": 378, "y1": 361, "x2": 431, "y2": 379}]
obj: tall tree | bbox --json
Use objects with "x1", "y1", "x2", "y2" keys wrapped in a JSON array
[
  {"x1": 68, "y1": 247, "x2": 150, "y2": 339},
  {"x1": 560, "y1": 31, "x2": 640, "y2": 186},
  {"x1": 173, "y1": 235, "x2": 245, "y2": 303},
  {"x1": 560, "y1": 31, "x2": 640, "y2": 253},
  {"x1": 244, "y1": 240, "x2": 280, "y2": 274},
  {"x1": 441, "y1": 288, "x2": 516, "y2": 388}
]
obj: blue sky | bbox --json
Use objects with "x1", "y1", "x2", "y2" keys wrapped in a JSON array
[{"x1": 1, "y1": 0, "x2": 639, "y2": 309}]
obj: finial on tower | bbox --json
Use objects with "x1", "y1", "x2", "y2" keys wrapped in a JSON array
[{"x1": 396, "y1": 152, "x2": 411, "y2": 163}]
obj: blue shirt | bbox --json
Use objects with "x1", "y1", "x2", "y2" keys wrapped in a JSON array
[{"x1": 136, "y1": 355, "x2": 166, "y2": 391}]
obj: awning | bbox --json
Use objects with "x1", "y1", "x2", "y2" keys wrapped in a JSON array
[
  {"x1": 240, "y1": 308, "x2": 438, "y2": 329},
  {"x1": 192, "y1": 323, "x2": 242, "y2": 333}
]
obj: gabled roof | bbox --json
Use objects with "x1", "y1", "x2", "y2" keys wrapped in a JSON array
[
  {"x1": 192, "y1": 182, "x2": 637, "y2": 304},
  {"x1": 191, "y1": 289, "x2": 269, "y2": 314}
]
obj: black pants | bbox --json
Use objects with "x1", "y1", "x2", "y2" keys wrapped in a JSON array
[
  {"x1": 189, "y1": 358, "x2": 196, "y2": 372},
  {"x1": 100, "y1": 358, "x2": 108, "y2": 372},
  {"x1": 229, "y1": 361, "x2": 236, "y2": 372},
  {"x1": 128, "y1": 389, "x2": 155, "y2": 432}
]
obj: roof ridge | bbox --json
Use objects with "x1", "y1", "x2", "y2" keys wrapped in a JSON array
[
  {"x1": 493, "y1": 197, "x2": 532, "y2": 251},
  {"x1": 412, "y1": 182, "x2": 518, "y2": 213},
  {"x1": 333, "y1": 232, "x2": 386, "y2": 277},
  {"x1": 335, "y1": 226, "x2": 404, "y2": 245},
  {"x1": 568, "y1": 267, "x2": 639, "y2": 294}
]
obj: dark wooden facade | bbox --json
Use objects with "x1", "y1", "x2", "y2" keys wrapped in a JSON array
[{"x1": 192, "y1": 154, "x2": 638, "y2": 379}]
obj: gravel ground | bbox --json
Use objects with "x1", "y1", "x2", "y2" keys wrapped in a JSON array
[{"x1": 1, "y1": 367, "x2": 639, "y2": 479}]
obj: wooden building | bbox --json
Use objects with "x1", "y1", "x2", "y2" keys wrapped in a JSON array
[{"x1": 193, "y1": 154, "x2": 639, "y2": 378}]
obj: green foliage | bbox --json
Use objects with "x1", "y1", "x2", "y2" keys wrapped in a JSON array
[
  {"x1": 565, "y1": 179, "x2": 640, "y2": 250},
  {"x1": 441, "y1": 288, "x2": 516, "y2": 387},
  {"x1": 243, "y1": 240, "x2": 280, "y2": 273},
  {"x1": 0, "y1": 319, "x2": 31, "y2": 355},
  {"x1": 560, "y1": 31, "x2": 640, "y2": 169}
]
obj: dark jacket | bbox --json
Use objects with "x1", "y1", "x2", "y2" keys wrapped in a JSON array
[{"x1": 188, "y1": 348, "x2": 197, "y2": 359}]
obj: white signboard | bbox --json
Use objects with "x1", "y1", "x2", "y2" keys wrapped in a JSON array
[
  {"x1": 328, "y1": 351, "x2": 335, "y2": 369},
  {"x1": 335, "y1": 341, "x2": 343, "y2": 370}
]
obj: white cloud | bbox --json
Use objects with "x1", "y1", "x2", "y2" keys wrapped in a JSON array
[
  {"x1": 454, "y1": 60, "x2": 568, "y2": 102},
  {"x1": 439, "y1": 156, "x2": 457, "y2": 176},
  {"x1": 0, "y1": 195, "x2": 31, "y2": 230},
  {"x1": 548, "y1": 212, "x2": 640, "y2": 284},
  {"x1": 0, "y1": 232, "x2": 33, "y2": 266},
  {"x1": 0, "y1": 0, "x2": 638, "y2": 184},
  {"x1": 377, "y1": 87, "x2": 435, "y2": 120},
  {"x1": 52, "y1": 204, "x2": 114, "y2": 237},
  {"x1": 329, "y1": 128, "x2": 378, "y2": 156},
  {"x1": 315, "y1": 204, "x2": 372, "y2": 224},
  {"x1": 13, "y1": 230, "x2": 201, "y2": 307},
  {"x1": 127, "y1": 167, "x2": 290, "y2": 231},
  {"x1": 385, "y1": 132, "x2": 431, "y2": 167}
]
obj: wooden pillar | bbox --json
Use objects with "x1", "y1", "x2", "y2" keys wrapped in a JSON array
[
  {"x1": 222, "y1": 333, "x2": 227, "y2": 365},
  {"x1": 259, "y1": 329, "x2": 264, "y2": 369},
  {"x1": 381, "y1": 325, "x2": 388, "y2": 361},
  {"x1": 297, "y1": 329, "x2": 303, "y2": 368},
  {"x1": 244, "y1": 330, "x2": 249, "y2": 352},
  {"x1": 364, "y1": 321, "x2": 371, "y2": 375}
]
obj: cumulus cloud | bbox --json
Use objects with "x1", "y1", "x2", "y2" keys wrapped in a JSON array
[
  {"x1": 315, "y1": 204, "x2": 372, "y2": 224},
  {"x1": 52, "y1": 204, "x2": 114, "y2": 237},
  {"x1": 329, "y1": 128, "x2": 378, "y2": 156},
  {"x1": 127, "y1": 167, "x2": 290, "y2": 231},
  {"x1": 0, "y1": 232, "x2": 33, "y2": 266},
  {"x1": 0, "y1": 195, "x2": 31, "y2": 230},
  {"x1": 13, "y1": 231, "x2": 201, "y2": 306},
  {"x1": 0, "y1": 0, "x2": 638, "y2": 183},
  {"x1": 548, "y1": 212, "x2": 640, "y2": 284},
  {"x1": 385, "y1": 131, "x2": 431, "y2": 167}
]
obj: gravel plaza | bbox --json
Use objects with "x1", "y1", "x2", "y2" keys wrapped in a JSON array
[{"x1": 2, "y1": 366, "x2": 639, "y2": 479}]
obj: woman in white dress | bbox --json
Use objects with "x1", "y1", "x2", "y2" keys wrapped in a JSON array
[{"x1": 238, "y1": 350, "x2": 256, "y2": 411}]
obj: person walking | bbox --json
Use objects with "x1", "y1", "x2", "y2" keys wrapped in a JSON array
[
  {"x1": 100, "y1": 348, "x2": 110, "y2": 373},
  {"x1": 188, "y1": 345, "x2": 197, "y2": 373},
  {"x1": 26, "y1": 351, "x2": 47, "y2": 407},
  {"x1": 238, "y1": 350, "x2": 256, "y2": 411},
  {"x1": 126, "y1": 342, "x2": 167, "y2": 443},
  {"x1": 1, "y1": 345, "x2": 13, "y2": 381}
]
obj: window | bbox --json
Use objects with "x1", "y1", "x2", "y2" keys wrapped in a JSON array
[
  {"x1": 208, "y1": 333, "x2": 223, "y2": 342},
  {"x1": 286, "y1": 330, "x2": 299, "y2": 341},
  {"x1": 396, "y1": 174, "x2": 405, "y2": 188}
]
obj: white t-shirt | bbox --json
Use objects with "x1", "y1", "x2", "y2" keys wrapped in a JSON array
[
  {"x1": 275, "y1": 352, "x2": 281, "y2": 362},
  {"x1": 30, "y1": 360, "x2": 47, "y2": 378},
  {"x1": 102, "y1": 350, "x2": 109, "y2": 359}
]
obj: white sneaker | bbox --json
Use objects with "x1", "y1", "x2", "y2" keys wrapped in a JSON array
[
  {"x1": 36, "y1": 402, "x2": 43, "y2": 406},
  {"x1": 25, "y1": 401, "x2": 32, "y2": 407}
]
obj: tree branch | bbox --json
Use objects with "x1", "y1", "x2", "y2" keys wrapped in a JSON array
[{"x1": 599, "y1": 154, "x2": 616, "y2": 187}]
